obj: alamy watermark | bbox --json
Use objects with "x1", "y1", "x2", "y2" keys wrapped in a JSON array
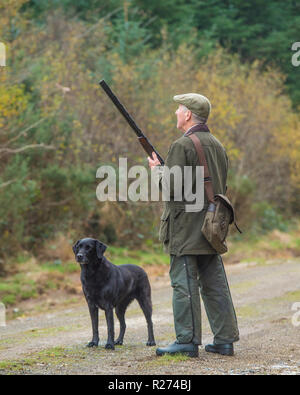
[
  {"x1": 291, "y1": 42, "x2": 300, "y2": 67},
  {"x1": 0, "y1": 42, "x2": 6, "y2": 67},
  {"x1": 0, "y1": 302, "x2": 6, "y2": 327},
  {"x1": 291, "y1": 302, "x2": 300, "y2": 327},
  {"x1": 96, "y1": 158, "x2": 204, "y2": 212}
]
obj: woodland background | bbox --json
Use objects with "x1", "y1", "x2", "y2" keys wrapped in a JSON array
[{"x1": 0, "y1": 0, "x2": 300, "y2": 272}]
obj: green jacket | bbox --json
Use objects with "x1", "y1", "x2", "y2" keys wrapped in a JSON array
[{"x1": 157, "y1": 126, "x2": 228, "y2": 256}]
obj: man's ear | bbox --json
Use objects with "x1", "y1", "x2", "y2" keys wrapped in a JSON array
[
  {"x1": 72, "y1": 240, "x2": 80, "y2": 255},
  {"x1": 95, "y1": 240, "x2": 107, "y2": 259},
  {"x1": 185, "y1": 109, "x2": 192, "y2": 121}
]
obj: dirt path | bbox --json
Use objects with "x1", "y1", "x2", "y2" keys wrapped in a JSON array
[{"x1": 0, "y1": 258, "x2": 300, "y2": 375}]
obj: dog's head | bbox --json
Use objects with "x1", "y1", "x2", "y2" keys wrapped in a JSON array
[{"x1": 72, "y1": 238, "x2": 107, "y2": 264}]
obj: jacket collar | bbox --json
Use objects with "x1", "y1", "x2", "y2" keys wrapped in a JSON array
[{"x1": 184, "y1": 123, "x2": 210, "y2": 136}]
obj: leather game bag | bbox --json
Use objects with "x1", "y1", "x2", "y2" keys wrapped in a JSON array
[{"x1": 188, "y1": 133, "x2": 241, "y2": 254}]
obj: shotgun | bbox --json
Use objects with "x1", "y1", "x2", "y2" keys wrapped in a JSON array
[{"x1": 99, "y1": 79, "x2": 164, "y2": 165}]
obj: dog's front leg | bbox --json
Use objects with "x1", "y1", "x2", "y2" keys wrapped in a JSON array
[
  {"x1": 87, "y1": 304, "x2": 99, "y2": 347},
  {"x1": 105, "y1": 307, "x2": 115, "y2": 350}
]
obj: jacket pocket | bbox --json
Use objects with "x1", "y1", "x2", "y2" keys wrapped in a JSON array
[{"x1": 159, "y1": 209, "x2": 170, "y2": 243}]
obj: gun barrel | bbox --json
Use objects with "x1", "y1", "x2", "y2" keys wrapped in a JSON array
[
  {"x1": 99, "y1": 80, "x2": 144, "y2": 137},
  {"x1": 99, "y1": 79, "x2": 164, "y2": 165}
]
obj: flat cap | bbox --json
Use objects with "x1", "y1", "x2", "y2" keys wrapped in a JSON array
[{"x1": 173, "y1": 93, "x2": 211, "y2": 121}]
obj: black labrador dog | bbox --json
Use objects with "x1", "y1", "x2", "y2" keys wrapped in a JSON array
[{"x1": 73, "y1": 238, "x2": 156, "y2": 350}]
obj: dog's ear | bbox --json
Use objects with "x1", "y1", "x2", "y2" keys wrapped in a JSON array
[
  {"x1": 72, "y1": 240, "x2": 80, "y2": 255},
  {"x1": 95, "y1": 240, "x2": 107, "y2": 259}
]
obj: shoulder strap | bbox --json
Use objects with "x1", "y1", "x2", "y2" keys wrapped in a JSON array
[
  {"x1": 188, "y1": 133, "x2": 215, "y2": 203},
  {"x1": 188, "y1": 132, "x2": 243, "y2": 233}
]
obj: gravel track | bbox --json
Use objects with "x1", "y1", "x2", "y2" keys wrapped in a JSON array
[{"x1": 0, "y1": 258, "x2": 300, "y2": 375}]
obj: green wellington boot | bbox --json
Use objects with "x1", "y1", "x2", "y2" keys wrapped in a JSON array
[
  {"x1": 156, "y1": 342, "x2": 199, "y2": 358},
  {"x1": 205, "y1": 343, "x2": 234, "y2": 356}
]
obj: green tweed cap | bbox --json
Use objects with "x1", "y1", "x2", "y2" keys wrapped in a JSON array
[{"x1": 173, "y1": 93, "x2": 211, "y2": 121}]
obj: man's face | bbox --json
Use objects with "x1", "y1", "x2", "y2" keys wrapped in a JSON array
[{"x1": 175, "y1": 104, "x2": 189, "y2": 131}]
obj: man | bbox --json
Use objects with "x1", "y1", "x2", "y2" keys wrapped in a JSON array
[{"x1": 148, "y1": 93, "x2": 239, "y2": 357}]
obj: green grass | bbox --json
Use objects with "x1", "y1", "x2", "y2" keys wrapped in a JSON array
[
  {"x1": 235, "y1": 289, "x2": 300, "y2": 321},
  {"x1": 231, "y1": 280, "x2": 257, "y2": 292},
  {"x1": 271, "y1": 289, "x2": 300, "y2": 303},
  {"x1": 40, "y1": 261, "x2": 79, "y2": 273},
  {"x1": 21, "y1": 324, "x2": 84, "y2": 338},
  {"x1": 144, "y1": 353, "x2": 189, "y2": 368},
  {"x1": 1, "y1": 224, "x2": 299, "y2": 310},
  {"x1": 106, "y1": 246, "x2": 169, "y2": 266},
  {"x1": 236, "y1": 305, "x2": 260, "y2": 319},
  {"x1": 225, "y1": 222, "x2": 300, "y2": 263},
  {"x1": 0, "y1": 346, "x2": 90, "y2": 373},
  {"x1": 0, "y1": 276, "x2": 38, "y2": 306},
  {"x1": 0, "y1": 246, "x2": 169, "y2": 308}
]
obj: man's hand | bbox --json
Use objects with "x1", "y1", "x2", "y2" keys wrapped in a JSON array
[{"x1": 147, "y1": 152, "x2": 161, "y2": 169}]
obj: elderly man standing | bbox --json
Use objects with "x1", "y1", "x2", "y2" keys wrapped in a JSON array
[{"x1": 148, "y1": 93, "x2": 239, "y2": 358}]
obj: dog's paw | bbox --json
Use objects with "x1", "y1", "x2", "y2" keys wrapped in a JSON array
[
  {"x1": 105, "y1": 343, "x2": 115, "y2": 350},
  {"x1": 114, "y1": 339, "x2": 123, "y2": 345},
  {"x1": 146, "y1": 340, "x2": 156, "y2": 346},
  {"x1": 86, "y1": 341, "x2": 98, "y2": 347}
]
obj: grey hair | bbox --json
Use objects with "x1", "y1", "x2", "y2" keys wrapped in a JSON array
[{"x1": 181, "y1": 105, "x2": 207, "y2": 124}]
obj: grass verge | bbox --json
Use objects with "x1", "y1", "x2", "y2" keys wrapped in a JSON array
[{"x1": 0, "y1": 223, "x2": 299, "y2": 313}]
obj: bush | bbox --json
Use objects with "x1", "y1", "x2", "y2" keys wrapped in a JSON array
[{"x1": 251, "y1": 202, "x2": 289, "y2": 234}]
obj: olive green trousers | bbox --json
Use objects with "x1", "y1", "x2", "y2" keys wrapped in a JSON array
[{"x1": 169, "y1": 254, "x2": 239, "y2": 345}]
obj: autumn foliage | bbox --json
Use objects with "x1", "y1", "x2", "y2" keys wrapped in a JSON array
[{"x1": 0, "y1": 2, "x2": 299, "y2": 264}]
